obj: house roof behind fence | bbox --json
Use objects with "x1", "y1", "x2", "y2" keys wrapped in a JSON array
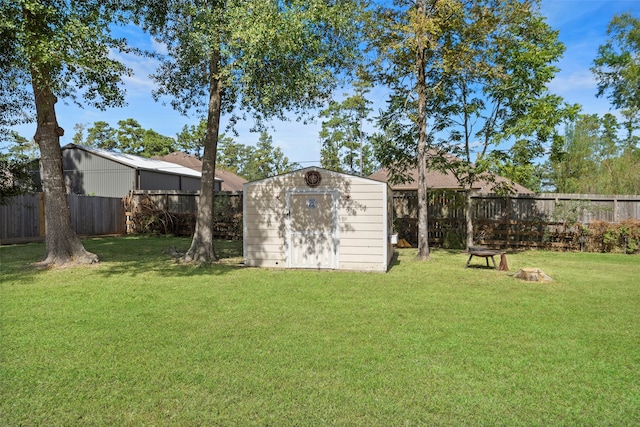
[
  {"x1": 153, "y1": 152, "x2": 246, "y2": 191},
  {"x1": 369, "y1": 149, "x2": 532, "y2": 194},
  {"x1": 369, "y1": 167, "x2": 533, "y2": 194}
]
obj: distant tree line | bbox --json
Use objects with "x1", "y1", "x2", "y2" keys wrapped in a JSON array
[
  {"x1": 217, "y1": 132, "x2": 300, "y2": 181},
  {"x1": 71, "y1": 119, "x2": 176, "y2": 158},
  {"x1": 547, "y1": 113, "x2": 640, "y2": 194}
]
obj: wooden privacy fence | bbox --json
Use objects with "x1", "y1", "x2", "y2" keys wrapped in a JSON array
[
  {"x1": 1, "y1": 193, "x2": 126, "y2": 244},
  {"x1": 3, "y1": 190, "x2": 639, "y2": 251},
  {"x1": 393, "y1": 191, "x2": 640, "y2": 251}
]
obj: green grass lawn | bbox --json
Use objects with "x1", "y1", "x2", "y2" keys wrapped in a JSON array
[{"x1": 1, "y1": 236, "x2": 639, "y2": 425}]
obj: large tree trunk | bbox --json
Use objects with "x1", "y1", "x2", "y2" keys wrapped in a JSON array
[
  {"x1": 184, "y1": 51, "x2": 222, "y2": 264},
  {"x1": 31, "y1": 79, "x2": 98, "y2": 267},
  {"x1": 416, "y1": 125, "x2": 430, "y2": 260},
  {"x1": 464, "y1": 188, "x2": 474, "y2": 249},
  {"x1": 415, "y1": 2, "x2": 430, "y2": 261}
]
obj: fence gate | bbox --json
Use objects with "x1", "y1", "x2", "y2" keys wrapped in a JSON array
[{"x1": 286, "y1": 190, "x2": 338, "y2": 269}]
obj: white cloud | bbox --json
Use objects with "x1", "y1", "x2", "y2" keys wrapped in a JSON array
[
  {"x1": 549, "y1": 69, "x2": 597, "y2": 93},
  {"x1": 108, "y1": 48, "x2": 160, "y2": 95},
  {"x1": 121, "y1": 73, "x2": 157, "y2": 94},
  {"x1": 151, "y1": 37, "x2": 168, "y2": 55}
]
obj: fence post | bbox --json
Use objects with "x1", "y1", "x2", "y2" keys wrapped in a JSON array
[{"x1": 505, "y1": 195, "x2": 510, "y2": 248}]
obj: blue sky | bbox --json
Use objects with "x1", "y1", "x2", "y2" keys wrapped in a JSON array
[{"x1": 9, "y1": 0, "x2": 638, "y2": 165}]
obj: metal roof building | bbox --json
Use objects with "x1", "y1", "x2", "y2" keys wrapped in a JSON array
[{"x1": 61, "y1": 144, "x2": 221, "y2": 197}]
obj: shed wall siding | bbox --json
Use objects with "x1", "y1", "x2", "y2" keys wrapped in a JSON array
[
  {"x1": 243, "y1": 181, "x2": 288, "y2": 267},
  {"x1": 336, "y1": 180, "x2": 389, "y2": 271},
  {"x1": 244, "y1": 168, "x2": 392, "y2": 272}
]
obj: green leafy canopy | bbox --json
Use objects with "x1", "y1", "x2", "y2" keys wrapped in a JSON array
[
  {"x1": 141, "y1": 0, "x2": 366, "y2": 126},
  {"x1": 2, "y1": 1, "x2": 141, "y2": 112}
]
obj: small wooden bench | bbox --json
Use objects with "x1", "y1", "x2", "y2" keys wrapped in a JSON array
[{"x1": 465, "y1": 246, "x2": 507, "y2": 270}]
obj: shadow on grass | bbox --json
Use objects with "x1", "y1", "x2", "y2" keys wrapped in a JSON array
[
  {"x1": 85, "y1": 236, "x2": 245, "y2": 278},
  {"x1": 464, "y1": 264, "x2": 499, "y2": 270},
  {"x1": 389, "y1": 251, "x2": 401, "y2": 267},
  {"x1": 1, "y1": 236, "x2": 246, "y2": 282}
]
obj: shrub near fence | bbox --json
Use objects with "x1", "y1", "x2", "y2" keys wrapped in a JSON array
[
  {"x1": 474, "y1": 193, "x2": 640, "y2": 252},
  {"x1": 587, "y1": 220, "x2": 640, "y2": 254},
  {"x1": 392, "y1": 191, "x2": 640, "y2": 252},
  {"x1": 123, "y1": 190, "x2": 242, "y2": 240}
]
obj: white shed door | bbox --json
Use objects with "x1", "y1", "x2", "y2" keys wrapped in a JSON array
[{"x1": 287, "y1": 192, "x2": 338, "y2": 269}]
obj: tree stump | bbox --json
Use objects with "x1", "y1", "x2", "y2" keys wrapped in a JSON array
[{"x1": 513, "y1": 268, "x2": 553, "y2": 282}]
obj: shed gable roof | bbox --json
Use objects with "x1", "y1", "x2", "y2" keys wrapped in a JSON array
[{"x1": 243, "y1": 166, "x2": 391, "y2": 189}]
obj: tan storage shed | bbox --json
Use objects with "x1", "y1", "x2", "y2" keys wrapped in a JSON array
[{"x1": 243, "y1": 167, "x2": 394, "y2": 272}]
